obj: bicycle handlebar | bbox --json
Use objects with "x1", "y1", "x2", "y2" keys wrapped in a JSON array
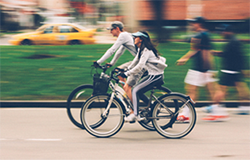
[
  {"x1": 92, "y1": 63, "x2": 124, "y2": 83},
  {"x1": 110, "y1": 68, "x2": 122, "y2": 83},
  {"x1": 92, "y1": 62, "x2": 108, "y2": 73}
]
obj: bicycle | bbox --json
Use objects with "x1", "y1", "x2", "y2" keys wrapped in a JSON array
[
  {"x1": 67, "y1": 65, "x2": 171, "y2": 130},
  {"x1": 80, "y1": 66, "x2": 197, "y2": 139}
]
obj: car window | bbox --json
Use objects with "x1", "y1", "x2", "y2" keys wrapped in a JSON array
[
  {"x1": 44, "y1": 26, "x2": 54, "y2": 34},
  {"x1": 58, "y1": 25, "x2": 78, "y2": 33},
  {"x1": 73, "y1": 24, "x2": 86, "y2": 30},
  {"x1": 36, "y1": 25, "x2": 47, "y2": 32}
]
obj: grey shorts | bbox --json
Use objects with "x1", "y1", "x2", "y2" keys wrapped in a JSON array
[{"x1": 118, "y1": 61, "x2": 146, "y2": 87}]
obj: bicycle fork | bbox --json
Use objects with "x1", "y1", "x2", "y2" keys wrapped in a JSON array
[{"x1": 101, "y1": 92, "x2": 115, "y2": 118}]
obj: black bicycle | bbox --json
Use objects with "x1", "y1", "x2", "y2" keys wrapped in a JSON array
[
  {"x1": 67, "y1": 65, "x2": 171, "y2": 131},
  {"x1": 80, "y1": 66, "x2": 197, "y2": 138}
]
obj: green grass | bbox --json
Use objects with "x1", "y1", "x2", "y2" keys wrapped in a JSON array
[{"x1": 0, "y1": 42, "x2": 249, "y2": 100}]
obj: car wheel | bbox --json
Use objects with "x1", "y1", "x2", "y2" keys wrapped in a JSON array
[
  {"x1": 21, "y1": 39, "x2": 32, "y2": 45},
  {"x1": 69, "y1": 40, "x2": 81, "y2": 45}
]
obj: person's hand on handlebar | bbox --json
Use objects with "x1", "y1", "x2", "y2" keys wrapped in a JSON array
[
  {"x1": 105, "y1": 63, "x2": 112, "y2": 68},
  {"x1": 93, "y1": 61, "x2": 100, "y2": 68}
]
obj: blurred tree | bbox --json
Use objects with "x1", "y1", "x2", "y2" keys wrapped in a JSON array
[
  {"x1": 245, "y1": 18, "x2": 250, "y2": 43},
  {"x1": 150, "y1": 0, "x2": 169, "y2": 42},
  {"x1": 0, "y1": 7, "x2": 5, "y2": 29}
]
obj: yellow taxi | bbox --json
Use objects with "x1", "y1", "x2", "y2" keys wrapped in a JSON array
[{"x1": 9, "y1": 23, "x2": 96, "y2": 45}]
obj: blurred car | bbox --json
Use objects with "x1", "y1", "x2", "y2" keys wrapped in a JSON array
[{"x1": 9, "y1": 23, "x2": 96, "y2": 45}]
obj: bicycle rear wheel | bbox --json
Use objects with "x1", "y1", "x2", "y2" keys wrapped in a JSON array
[
  {"x1": 138, "y1": 86, "x2": 171, "y2": 131},
  {"x1": 67, "y1": 84, "x2": 95, "y2": 129},
  {"x1": 152, "y1": 94, "x2": 196, "y2": 139},
  {"x1": 81, "y1": 94, "x2": 125, "y2": 138}
]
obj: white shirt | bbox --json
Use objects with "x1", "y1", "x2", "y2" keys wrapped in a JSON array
[{"x1": 97, "y1": 32, "x2": 137, "y2": 65}]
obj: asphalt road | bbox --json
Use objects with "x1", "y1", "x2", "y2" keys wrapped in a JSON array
[{"x1": 0, "y1": 108, "x2": 249, "y2": 160}]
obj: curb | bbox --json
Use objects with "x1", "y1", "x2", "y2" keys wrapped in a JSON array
[{"x1": 0, "y1": 100, "x2": 249, "y2": 108}]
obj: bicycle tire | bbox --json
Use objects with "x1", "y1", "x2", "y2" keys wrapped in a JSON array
[
  {"x1": 138, "y1": 86, "x2": 171, "y2": 131},
  {"x1": 67, "y1": 84, "x2": 100, "y2": 129},
  {"x1": 81, "y1": 94, "x2": 125, "y2": 138},
  {"x1": 152, "y1": 93, "x2": 196, "y2": 139}
]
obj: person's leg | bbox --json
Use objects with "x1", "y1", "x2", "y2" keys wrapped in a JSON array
[
  {"x1": 125, "y1": 75, "x2": 162, "y2": 122},
  {"x1": 202, "y1": 85, "x2": 229, "y2": 121},
  {"x1": 206, "y1": 82, "x2": 217, "y2": 101},
  {"x1": 235, "y1": 81, "x2": 250, "y2": 114},
  {"x1": 202, "y1": 71, "x2": 226, "y2": 113},
  {"x1": 235, "y1": 81, "x2": 250, "y2": 101},
  {"x1": 117, "y1": 61, "x2": 132, "y2": 87},
  {"x1": 202, "y1": 70, "x2": 230, "y2": 121},
  {"x1": 123, "y1": 83, "x2": 132, "y2": 102},
  {"x1": 184, "y1": 69, "x2": 205, "y2": 102},
  {"x1": 213, "y1": 85, "x2": 227, "y2": 103},
  {"x1": 126, "y1": 69, "x2": 149, "y2": 104},
  {"x1": 132, "y1": 75, "x2": 162, "y2": 116},
  {"x1": 176, "y1": 83, "x2": 198, "y2": 122},
  {"x1": 185, "y1": 83, "x2": 198, "y2": 102},
  {"x1": 178, "y1": 69, "x2": 202, "y2": 122}
]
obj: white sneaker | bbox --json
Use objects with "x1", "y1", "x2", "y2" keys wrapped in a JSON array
[
  {"x1": 202, "y1": 104, "x2": 229, "y2": 122},
  {"x1": 201, "y1": 105, "x2": 213, "y2": 113},
  {"x1": 124, "y1": 114, "x2": 145, "y2": 122},
  {"x1": 237, "y1": 106, "x2": 250, "y2": 115},
  {"x1": 124, "y1": 114, "x2": 136, "y2": 122}
]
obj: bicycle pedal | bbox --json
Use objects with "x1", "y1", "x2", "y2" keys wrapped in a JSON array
[{"x1": 129, "y1": 120, "x2": 136, "y2": 124}]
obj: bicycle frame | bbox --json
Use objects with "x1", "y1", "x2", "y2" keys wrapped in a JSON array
[
  {"x1": 98, "y1": 67, "x2": 191, "y2": 120},
  {"x1": 100, "y1": 74, "x2": 132, "y2": 118}
]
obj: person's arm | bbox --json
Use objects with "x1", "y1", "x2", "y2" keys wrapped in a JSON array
[
  {"x1": 97, "y1": 34, "x2": 125, "y2": 64},
  {"x1": 176, "y1": 50, "x2": 198, "y2": 65},
  {"x1": 125, "y1": 50, "x2": 149, "y2": 76},
  {"x1": 109, "y1": 45, "x2": 126, "y2": 66},
  {"x1": 176, "y1": 37, "x2": 200, "y2": 65},
  {"x1": 127, "y1": 52, "x2": 139, "y2": 70}
]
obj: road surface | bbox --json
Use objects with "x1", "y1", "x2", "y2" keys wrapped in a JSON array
[{"x1": 0, "y1": 108, "x2": 249, "y2": 160}]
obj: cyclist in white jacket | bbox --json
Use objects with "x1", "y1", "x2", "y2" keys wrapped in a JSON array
[{"x1": 119, "y1": 31, "x2": 168, "y2": 122}]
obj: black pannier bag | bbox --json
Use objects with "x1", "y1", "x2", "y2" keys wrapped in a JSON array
[{"x1": 92, "y1": 73, "x2": 109, "y2": 95}]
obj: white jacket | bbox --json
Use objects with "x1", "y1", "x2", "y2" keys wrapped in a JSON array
[{"x1": 126, "y1": 48, "x2": 167, "y2": 76}]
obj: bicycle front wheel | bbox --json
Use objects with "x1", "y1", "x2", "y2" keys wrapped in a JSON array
[
  {"x1": 152, "y1": 94, "x2": 196, "y2": 139},
  {"x1": 81, "y1": 94, "x2": 125, "y2": 138},
  {"x1": 67, "y1": 84, "x2": 94, "y2": 129}
]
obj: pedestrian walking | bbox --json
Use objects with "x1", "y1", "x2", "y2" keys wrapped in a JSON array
[
  {"x1": 176, "y1": 17, "x2": 227, "y2": 122},
  {"x1": 203, "y1": 24, "x2": 250, "y2": 116}
]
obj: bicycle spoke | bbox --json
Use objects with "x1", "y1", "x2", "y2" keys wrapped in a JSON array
[{"x1": 81, "y1": 94, "x2": 124, "y2": 138}]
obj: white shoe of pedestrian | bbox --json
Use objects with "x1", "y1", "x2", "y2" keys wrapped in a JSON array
[
  {"x1": 201, "y1": 105, "x2": 213, "y2": 113},
  {"x1": 237, "y1": 106, "x2": 250, "y2": 115}
]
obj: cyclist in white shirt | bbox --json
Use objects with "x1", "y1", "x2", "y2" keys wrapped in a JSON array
[{"x1": 94, "y1": 21, "x2": 147, "y2": 102}]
